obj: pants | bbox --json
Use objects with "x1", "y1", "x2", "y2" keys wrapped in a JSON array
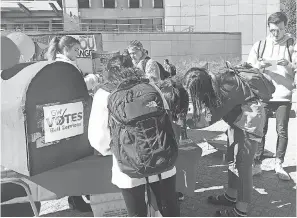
[
  {"x1": 227, "y1": 125, "x2": 259, "y2": 203},
  {"x1": 121, "y1": 175, "x2": 180, "y2": 217},
  {"x1": 254, "y1": 102, "x2": 292, "y2": 164},
  {"x1": 177, "y1": 112, "x2": 188, "y2": 140}
]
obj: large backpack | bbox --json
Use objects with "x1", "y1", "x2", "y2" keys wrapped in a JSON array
[
  {"x1": 226, "y1": 61, "x2": 275, "y2": 102},
  {"x1": 107, "y1": 78, "x2": 178, "y2": 178},
  {"x1": 142, "y1": 57, "x2": 171, "y2": 80}
]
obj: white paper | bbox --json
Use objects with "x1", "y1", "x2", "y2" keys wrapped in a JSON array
[
  {"x1": 265, "y1": 59, "x2": 277, "y2": 71},
  {"x1": 43, "y1": 102, "x2": 84, "y2": 143}
]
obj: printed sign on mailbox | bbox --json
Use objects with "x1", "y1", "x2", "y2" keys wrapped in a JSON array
[{"x1": 43, "y1": 101, "x2": 84, "y2": 143}]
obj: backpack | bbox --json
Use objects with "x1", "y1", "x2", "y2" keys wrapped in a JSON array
[
  {"x1": 257, "y1": 38, "x2": 294, "y2": 62},
  {"x1": 169, "y1": 64, "x2": 177, "y2": 77},
  {"x1": 107, "y1": 78, "x2": 178, "y2": 178},
  {"x1": 142, "y1": 57, "x2": 171, "y2": 80},
  {"x1": 226, "y1": 61, "x2": 275, "y2": 102}
]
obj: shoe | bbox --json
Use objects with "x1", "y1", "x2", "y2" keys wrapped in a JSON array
[
  {"x1": 177, "y1": 192, "x2": 184, "y2": 201},
  {"x1": 215, "y1": 208, "x2": 247, "y2": 217},
  {"x1": 177, "y1": 192, "x2": 185, "y2": 201},
  {"x1": 68, "y1": 196, "x2": 92, "y2": 212},
  {"x1": 252, "y1": 164, "x2": 262, "y2": 176},
  {"x1": 275, "y1": 161, "x2": 290, "y2": 181},
  {"x1": 208, "y1": 193, "x2": 236, "y2": 207}
]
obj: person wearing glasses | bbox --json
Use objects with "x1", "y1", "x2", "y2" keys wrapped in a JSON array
[{"x1": 247, "y1": 12, "x2": 295, "y2": 180}]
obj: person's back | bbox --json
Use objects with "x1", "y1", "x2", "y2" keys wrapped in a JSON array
[{"x1": 88, "y1": 55, "x2": 180, "y2": 217}]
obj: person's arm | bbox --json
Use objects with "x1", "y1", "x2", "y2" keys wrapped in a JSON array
[
  {"x1": 247, "y1": 41, "x2": 261, "y2": 68},
  {"x1": 145, "y1": 59, "x2": 161, "y2": 82},
  {"x1": 88, "y1": 89, "x2": 112, "y2": 156}
]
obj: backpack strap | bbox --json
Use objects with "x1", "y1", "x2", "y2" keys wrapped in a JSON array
[
  {"x1": 286, "y1": 38, "x2": 294, "y2": 62},
  {"x1": 145, "y1": 177, "x2": 152, "y2": 217},
  {"x1": 141, "y1": 56, "x2": 151, "y2": 72},
  {"x1": 257, "y1": 40, "x2": 266, "y2": 59}
]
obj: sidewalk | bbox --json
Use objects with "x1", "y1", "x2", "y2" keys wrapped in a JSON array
[{"x1": 38, "y1": 118, "x2": 296, "y2": 217}]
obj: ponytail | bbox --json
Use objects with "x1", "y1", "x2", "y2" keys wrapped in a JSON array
[{"x1": 47, "y1": 36, "x2": 60, "y2": 60}]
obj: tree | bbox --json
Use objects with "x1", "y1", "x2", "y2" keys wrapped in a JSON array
[{"x1": 281, "y1": 0, "x2": 296, "y2": 38}]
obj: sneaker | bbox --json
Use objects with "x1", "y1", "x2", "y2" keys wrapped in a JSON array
[
  {"x1": 275, "y1": 161, "x2": 290, "y2": 181},
  {"x1": 252, "y1": 164, "x2": 262, "y2": 176},
  {"x1": 177, "y1": 192, "x2": 184, "y2": 201}
]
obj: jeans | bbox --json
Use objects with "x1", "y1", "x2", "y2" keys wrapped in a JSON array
[
  {"x1": 254, "y1": 102, "x2": 292, "y2": 164},
  {"x1": 227, "y1": 125, "x2": 259, "y2": 203},
  {"x1": 121, "y1": 175, "x2": 180, "y2": 217}
]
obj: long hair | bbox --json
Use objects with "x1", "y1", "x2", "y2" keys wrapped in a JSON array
[
  {"x1": 47, "y1": 36, "x2": 80, "y2": 60},
  {"x1": 183, "y1": 67, "x2": 221, "y2": 120},
  {"x1": 156, "y1": 79, "x2": 180, "y2": 117},
  {"x1": 103, "y1": 54, "x2": 144, "y2": 90}
]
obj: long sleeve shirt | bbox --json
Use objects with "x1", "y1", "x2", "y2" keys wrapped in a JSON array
[{"x1": 247, "y1": 34, "x2": 295, "y2": 102}]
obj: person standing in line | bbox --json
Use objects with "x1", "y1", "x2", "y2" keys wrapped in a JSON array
[
  {"x1": 127, "y1": 40, "x2": 161, "y2": 82},
  {"x1": 247, "y1": 12, "x2": 295, "y2": 180},
  {"x1": 88, "y1": 55, "x2": 180, "y2": 217},
  {"x1": 164, "y1": 59, "x2": 177, "y2": 77}
]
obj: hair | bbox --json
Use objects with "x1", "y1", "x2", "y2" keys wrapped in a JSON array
[
  {"x1": 164, "y1": 59, "x2": 169, "y2": 64},
  {"x1": 156, "y1": 78, "x2": 189, "y2": 120},
  {"x1": 183, "y1": 67, "x2": 221, "y2": 120},
  {"x1": 47, "y1": 36, "x2": 80, "y2": 60},
  {"x1": 268, "y1": 12, "x2": 288, "y2": 27},
  {"x1": 157, "y1": 79, "x2": 180, "y2": 116},
  {"x1": 105, "y1": 54, "x2": 144, "y2": 87},
  {"x1": 122, "y1": 49, "x2": 129, "y2": 56},
  {"x1": 128, "y1": 40, "x2": 144, "y2": 51}
]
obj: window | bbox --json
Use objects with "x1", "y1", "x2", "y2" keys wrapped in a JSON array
[
  {"x1": 129, "y1": 0, "x2": 140, "y2": 8},
  {"x1": 103, "y1": 0, "x2": 116, "y2": 8},
  {"x1": 153, "y1": 0, "x2": 163, "y2": 8},
  {"x1": 78, "y1": 0, "x2": 90, "y2": 8}
]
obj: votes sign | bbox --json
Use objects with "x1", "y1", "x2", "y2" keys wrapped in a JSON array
[{"x1": 43, "y1": 101, "x2": 84, "y2": 143}]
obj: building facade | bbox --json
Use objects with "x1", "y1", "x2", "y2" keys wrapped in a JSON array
[
  {"x1": 164, "y1": 0, "x2": 284, "y2": 60},
  {"x1": 1, "y1": 0, "x2": 64, "y2": 31},
  {"x1": 1, "y1": 0, "x2": 290, "y2": 60},
  {"x1": 77, "y1": 0, "x2": 164, "y2": 31}
]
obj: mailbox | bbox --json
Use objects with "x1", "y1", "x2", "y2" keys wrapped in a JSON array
[{"x1": 1, "y1": 61, "x2": 94, "y2": 176}]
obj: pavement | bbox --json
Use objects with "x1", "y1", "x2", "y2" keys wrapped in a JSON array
[{"x1": 35, "y1": 117, "x2": 296, "y2": 217}]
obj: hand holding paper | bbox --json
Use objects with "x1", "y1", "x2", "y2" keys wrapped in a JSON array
[{"x1": 264, "y1": 59, "x2": 277, "y2": 71}]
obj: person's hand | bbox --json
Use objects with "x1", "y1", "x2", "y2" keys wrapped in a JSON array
[
  {"x1": 258, "y1": 59, "x2": 272, "y2": 69},
  {"x1": 277, "y1": 58, "x2": 289, "y2": 66}
]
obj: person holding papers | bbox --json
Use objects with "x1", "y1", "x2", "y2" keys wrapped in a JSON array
[{"x1": 247, "y1": 12, "x2": 295, "y2": 180}]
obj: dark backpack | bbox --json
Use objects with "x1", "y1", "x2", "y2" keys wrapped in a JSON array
[
  {"x1": 142, "y1": 57, "x2": 171, "y2": 80},
  {"x1": 169, "y1": 64, "x2": 177, "y2": 77},
  {"x1": 107, "y1": 78, "x2": 178, "y2": 178},
  {"x1": 257, "y1": 38, "x2": 294, "y2": 62},
  {"x1": 226, "y1": 61, "x2": 275, "y2": 102}
]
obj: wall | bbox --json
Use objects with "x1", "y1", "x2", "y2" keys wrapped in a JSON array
[
  {"x1": 164, "y1": 0, "x2": 281, "y2": 61},
  {"x1": 101, "y1": 32, "x2": 241, "y2": 63}
]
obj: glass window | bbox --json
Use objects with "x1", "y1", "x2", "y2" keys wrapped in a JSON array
[
  {"x1": 78, "y1": 0, "x2": 90, "y2": 8},
  {"x1": 153, "y1": 0, "x2": 163, "y2": 8},
  {"x1": 129, "y1": 0, "x2": 140, "y2": 8},
  {"x1": 104, "y1": 0, "x2": 116, "y2": 8}
]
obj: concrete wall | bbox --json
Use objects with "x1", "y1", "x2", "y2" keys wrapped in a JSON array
[
  {"x1": 101, "y1": 32, "x2": 241, "y2": 63},
  {"x1": 164, "y1": 0, "x2": 281, "y2": 61}
]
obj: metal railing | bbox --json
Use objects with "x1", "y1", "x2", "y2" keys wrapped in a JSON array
[{"x1": 1, "y1": 22, "x2": 194, "y2": 33}]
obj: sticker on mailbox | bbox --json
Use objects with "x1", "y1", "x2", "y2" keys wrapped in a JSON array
[{"x1": 43, "y1": 101, "x2": 84, "y2": 143}]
